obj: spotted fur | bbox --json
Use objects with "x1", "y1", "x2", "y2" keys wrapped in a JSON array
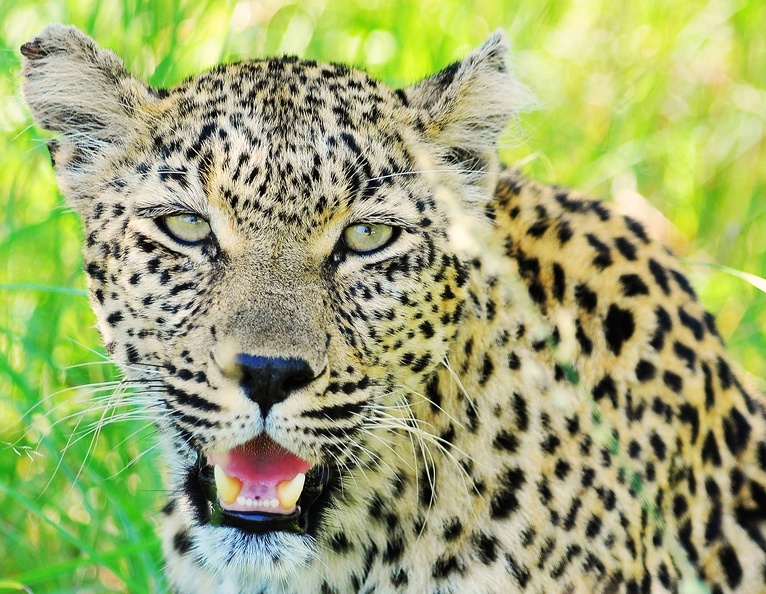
[{"x1": 21, "y1": 24, "x2": 766, "y2": 594}]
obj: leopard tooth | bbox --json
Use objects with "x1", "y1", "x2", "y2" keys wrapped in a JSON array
[
  {"x1": 214, "y1": 464, "x2": 243, "y2": 505},
  {"x1": 276, "y1": 473, "x2": 306, "y2": 510}
]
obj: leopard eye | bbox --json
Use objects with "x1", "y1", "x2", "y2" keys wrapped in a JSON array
[
  {"x1": 342, "y1": 223, "x2": 395, "y2": 254},
  {"x1": 159, "y1": 213, "x2": 211, "y2": 244}
]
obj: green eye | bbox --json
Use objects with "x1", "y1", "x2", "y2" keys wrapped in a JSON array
[
  {"x1": 342, "y1": 223, "x2": 395, "y2": 254},
  {"x1": 160, "y1": 213, "x2": 211, "y2": 244}
]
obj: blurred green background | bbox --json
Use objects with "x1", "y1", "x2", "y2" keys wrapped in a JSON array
[{"x1": 1, "y1": 0, "x2": 764, "y2": 591}]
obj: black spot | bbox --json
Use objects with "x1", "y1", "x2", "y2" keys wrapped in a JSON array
[
  {"x1": 106, "y1": 311, "x2": 124, "y2": 326},
  {"x1": 528, "y1": 280, "x2": 547, "y2": 305},
  {"x1": 562, "y1": 498, "x2": 582, "y2": 530},
  {"x1": 730, "y1": 467, "x2": 745, "y2": 495},
  {"x1": 575, "y1": 283, "x2": 598, "y2": 312},
  {"x1": 552, "y1": 263, "x2": 566, "y2": 302},
  {"x1": 678, "y1": 519, "x2": 698, "y2": 563},
  {"x1": 425, "y1": 376, "x2": 442, "y2": 412},
  {"x1": 673, "y1": 494, "x2": 688, "y2": 518},
  {"x1": 585, "y1": 515, "x2": 602, "y2": 539},
  {"x1": 723, "y1": 407, "x2": 751, "y2": 456},
  {"x1": 582, "y1": 551, "x2": 607, "y2": 579},
  {"x1": 718, "y1": 544, "x2": 743, "y2": 588},
  {"x1": 586, "y1": 233, "x2": 613, "y2": 269},
  {"x1": 614, "y1": 237, "x2": 637, "y2": 261},
  {"x1": 516, "y1": 252, "x2": 540, "y2": 279},
  {"x1": 671, "y1": 270, "x2": 697, "y2": 299},
  {"x1": 505, "y1": 553, "x2": 531, "y2": 588},
  {"x1": 490, "y1": 466, "x2": 526, "y2": 519},
  {"x1": 717, "y1": 357, "x2": 733, "y2": 390},
  {"x1": 575, "y1": 320, "x2": 593, "y2": 355},
  {"x1": 418, "y1": 468, "x2": 434, "y2": 506},
  {"x1": 383, "y1": 532, "x2": 405, "y2": 563},
  {"x1": 85, "y1": 262, "x2": 106, "y2": 283},
  {"x1": 658, "y1": 563, "x2": 672, "y2": 588},
  {"x1": 593, "y1": 374, "x2": 618, "y2": 408},
  {"x1": 604, "y1": 304, "x2": 635, "y2": 355},
  {"x1": 624, "y1": 216, "x2": 650, "y2": 244},
  {"x1": 648, "y1": 259, "x2": 670, "y2": 295},
  {"x1": 527, "y1": 217, "x2": 550, "y2": 238},
  {"x1": 557, "y1": 220, "x2": 574, "y2": 244},
  {"x1": 419, "y1": 320, "x2": 435, "y2": 339},
  {"x1": 554, "y1": 459, "x2": 571, "y2": 480},
  {"x1": 705, "y1": 502, "x2": 723, "y2": 544},
  {"x1": 704, "y1": 311, "x2": 721, "y2": 339},
  {"x1": 390, "y1": 567, "x2": 408, "y2": 587},
  {"x1": 479, "y1": 354, "x2": 494, "y2": 386},
  {"x1": 663, "y1": 371, "x2": 683, "y2": 393},
  {"x1": 443, "y1": 517, "x2": 463, "y2": 541},
  {"x1": 649, "y1": 432, "x2": 666, "y2": 460},
  {"x1": 619, "y1": 274, "x2": 649, "y2": 297},
  {"x1": 537, "y1": 537, "x2": 557, "y2": 569},
  {"x1": 125, "y1": 344, "x2": 140, "y2": 364},
  {"x1": 432, "y1": 554, "x2": 463, "y2": 579},
  {"x1": 701, "y1": 430, "x2": 722, "y2": 466},
  {"x1": 493, "y1": 430, "x2": 520, "y2": 453},
  {"x1": 541, "y1": 434, "x2": 561, "y2": 454},
  {"x1": 635, "y1": 360, "x2": 656, "y2": 382},
  {"x1": 679, "y1": 307, "x2": 705, "y2": 340},
  {"x1": 758, "y1": 442, "x2": 766, "y2": 472},
  {"x1": 173, "y1": 530, "x2": 192, "y2": 555},
  {"x1": 512, "y1": 393, "x2": 529, "y2": 432},
  {"x1": 473, "y1": 532, "x2": 499, "y2": 564},
  {"x1": 649, "y1": 306, "x2": 673, "y2": 351},
  {"x1": 702, "y1": 362, "x2": 715, "y2": 410},
  {"x1": 328, "y1": 532, "x2": 351, "y2": 553},
  {"x1": 678, "y1": 404, "x2": 700, "y2": 444}
]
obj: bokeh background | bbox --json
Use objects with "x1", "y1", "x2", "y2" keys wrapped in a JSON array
[{"x1": 1, "y1": 0, "x2": 764, "y2": 591}]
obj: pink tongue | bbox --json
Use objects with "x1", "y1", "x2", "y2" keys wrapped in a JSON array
[{"x1": 209, "y1": 435, "x2": 311, "y2": 484}]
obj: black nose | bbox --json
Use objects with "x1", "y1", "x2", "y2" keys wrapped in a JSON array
[{"x1": 236, "y1": 355, "x2": 316, "y2": 417}]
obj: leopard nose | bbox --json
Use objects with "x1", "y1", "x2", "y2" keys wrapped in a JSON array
[{"x1": 236, "y1": 355, "x2": 316, "y2": 417}]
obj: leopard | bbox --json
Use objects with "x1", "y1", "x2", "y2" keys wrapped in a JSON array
[{"x1": 20, "y1": 23, "x2": 766, "y2": 594}]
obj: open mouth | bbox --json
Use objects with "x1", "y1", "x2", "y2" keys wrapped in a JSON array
[{"x1": 196, "y1": 435, "x2": 331, "y2": 534}]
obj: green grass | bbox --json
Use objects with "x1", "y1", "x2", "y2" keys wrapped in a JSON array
[{"x1": 1, "y1": 0, "x2": 764, "y2": 591}]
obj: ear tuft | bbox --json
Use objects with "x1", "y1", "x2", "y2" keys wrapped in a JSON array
[{"x1": 21, "y1": 25, "x2": 150, "y2": 150}]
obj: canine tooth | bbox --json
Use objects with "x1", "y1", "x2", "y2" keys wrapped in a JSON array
[
  {"x1": 214, "y1": 465, "x2": 243, "y2": 505},
  {"x1": 276, "y1": 473, "x2": 305, "y2": 509}
]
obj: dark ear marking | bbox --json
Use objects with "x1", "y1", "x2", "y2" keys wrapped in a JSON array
[
  {"x1": 46, "y1": 139, "x2": 59, "y2": 166},
  {"x1": 20, "y1": 40, "x2": 49, "y2": 60}
]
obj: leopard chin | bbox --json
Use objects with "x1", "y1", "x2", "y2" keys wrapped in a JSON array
[{"x1": 191, "y1": 524, "x2": 316, "y2": 581}]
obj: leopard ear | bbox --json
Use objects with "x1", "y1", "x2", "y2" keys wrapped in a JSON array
[
  {"x1": 21, "y1": 25, "x2": 153, "y2": 160},
  {"x1": 404, "y1": 31, "x2": 534, "y2": 189}
]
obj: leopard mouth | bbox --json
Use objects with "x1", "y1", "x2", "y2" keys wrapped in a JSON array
[{"x1": 195, "y1": 435, "x2": 332, "y2": 534}]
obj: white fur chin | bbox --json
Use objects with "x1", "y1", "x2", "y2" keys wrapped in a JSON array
[{"x1": 189, "y1": 524, "x2": 317, "y2": 591}]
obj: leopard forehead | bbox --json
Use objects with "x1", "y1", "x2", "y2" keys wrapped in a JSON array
[{"x1": 134, "y1": 59, "x2": 425, "y2": 229}]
